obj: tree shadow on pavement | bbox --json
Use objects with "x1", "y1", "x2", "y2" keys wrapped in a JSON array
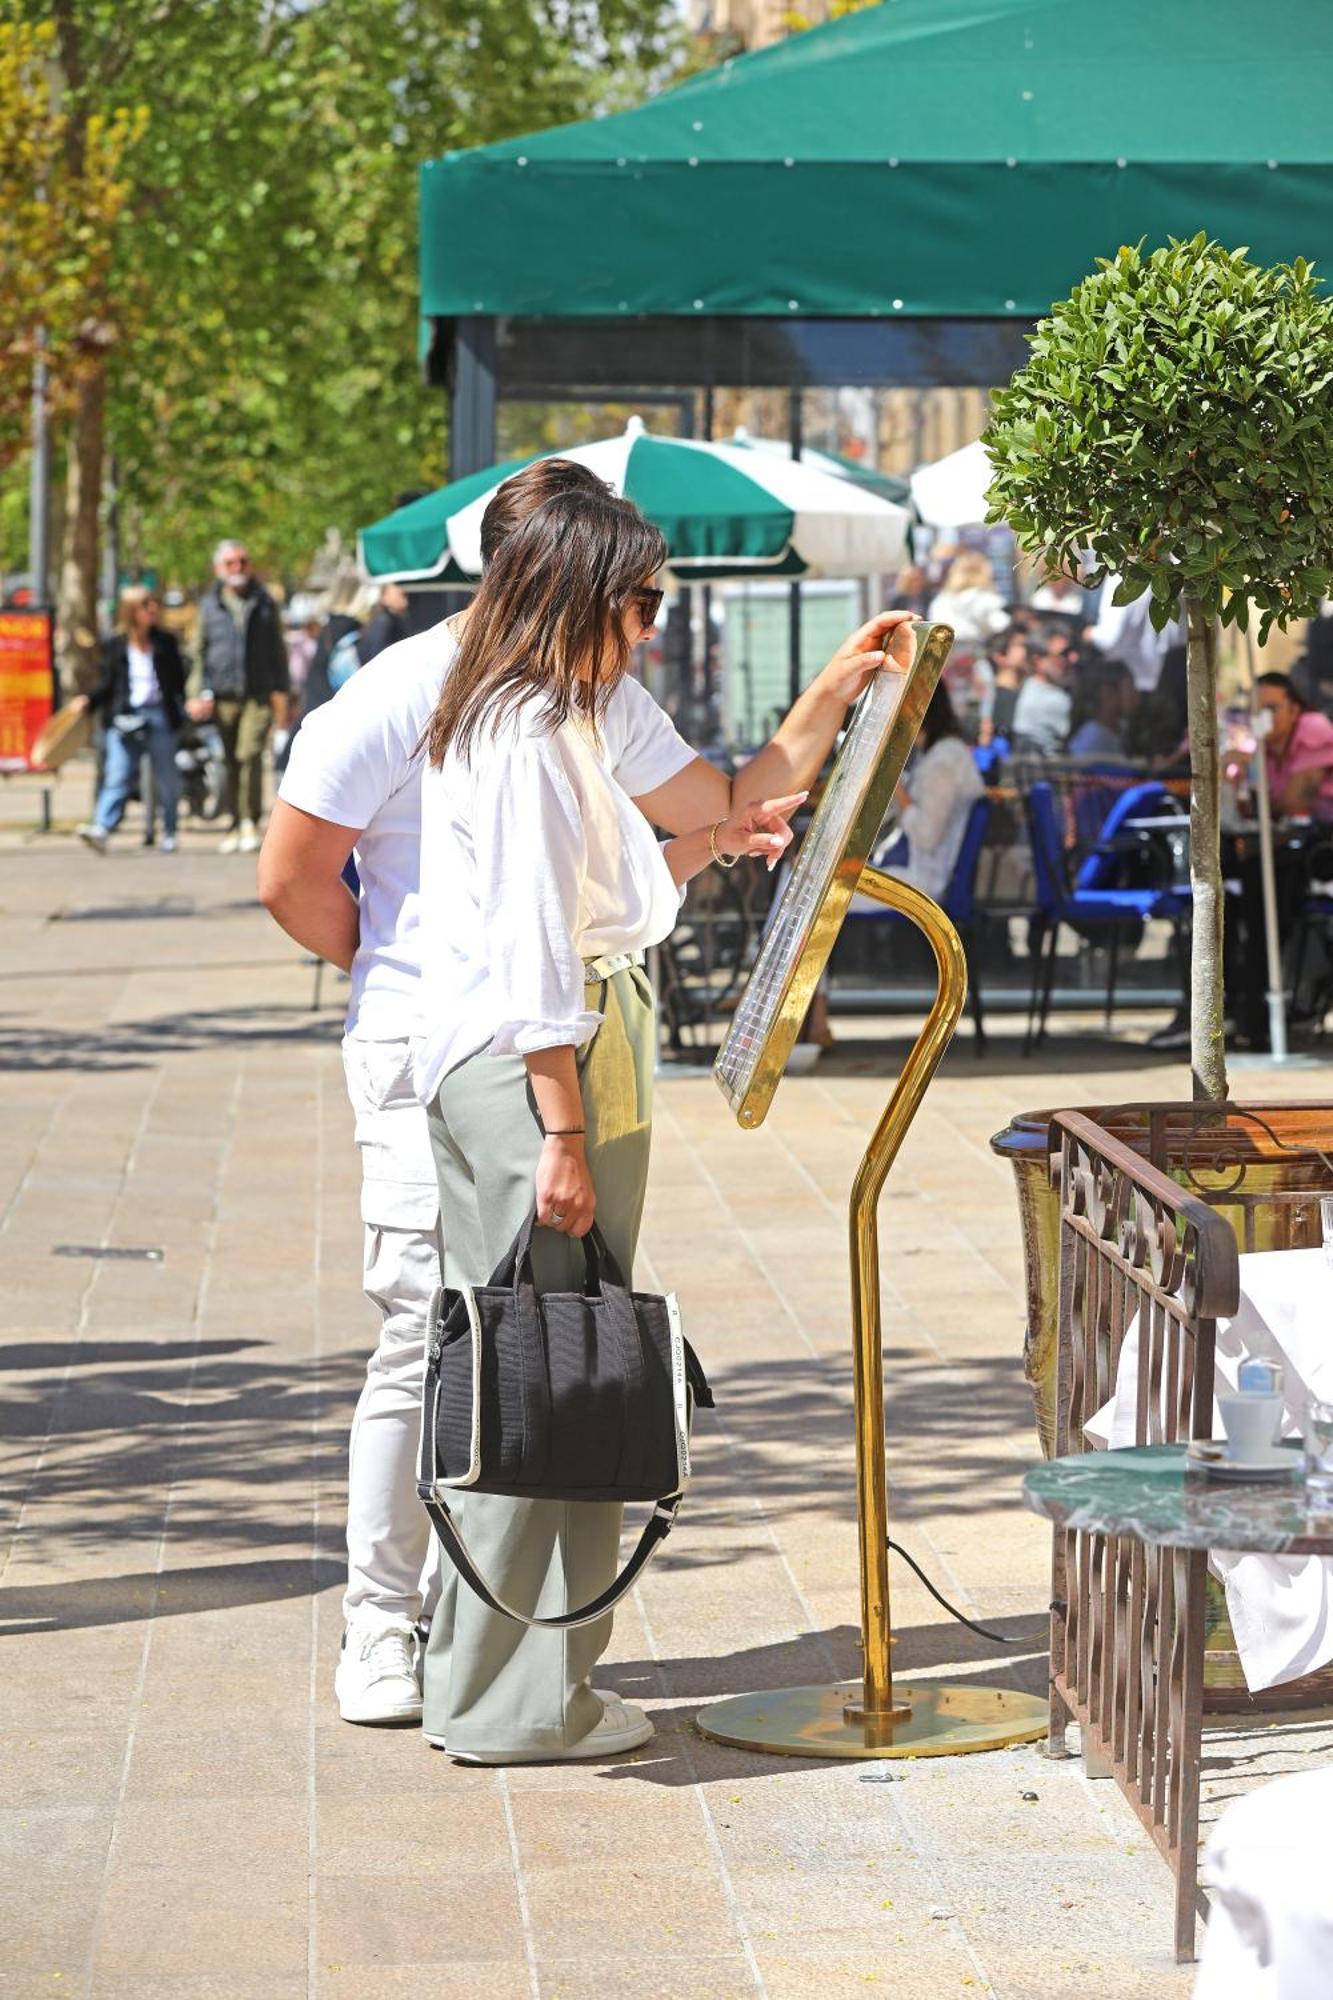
[
  {"x1": 0, "y1": 1556, "x2": 343, "y2": 1637},
  {"x1": 0, "y1": 1002, "x2": 340, "y2": 1074}
]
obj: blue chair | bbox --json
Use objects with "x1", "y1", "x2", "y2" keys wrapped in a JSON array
[
  {"x1": 1073, "y1": 780, "x2": 1174, "y2": 892},
  {"x1": 1024, "y1": 781, "x2": 1190, "y2": 1054},
  {"x1": 841, "y1": 795, "x2": 993, "y2": 1054}
]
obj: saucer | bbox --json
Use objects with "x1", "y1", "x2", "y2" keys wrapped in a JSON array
[{"x1": 1186, "y1": 1439, "x2": 1302, "y2": 1481}]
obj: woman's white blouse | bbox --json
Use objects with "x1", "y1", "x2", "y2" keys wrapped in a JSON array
[{"x1": 414, "y1": 678, "x2": 694, "y2": 1103}]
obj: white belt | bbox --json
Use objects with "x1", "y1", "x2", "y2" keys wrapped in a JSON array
[{"x1": 584, "y1": 950, "x2": 645, "y2": 983}]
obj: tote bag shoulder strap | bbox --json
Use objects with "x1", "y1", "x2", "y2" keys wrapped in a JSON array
[{"x1": 417, "y1": 1485, "x2": 682, "y2": 1630}]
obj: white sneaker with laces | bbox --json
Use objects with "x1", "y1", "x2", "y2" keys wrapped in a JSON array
[
  {"x1": 218, "y1": 826, "x2": 242, "y2": 854},
  {"x1": 335, "y1": 1617, "x2": 423, "y2": 1724},
  {"x1": 77, "y1": 824, "x2": 108, "y2": 854},
  {"x1": 238, "y1": 818, "x2": 260, "y2": 853},
  {"x1": 437, "y1": 1690, "x2": 654, "y2": 1765}
]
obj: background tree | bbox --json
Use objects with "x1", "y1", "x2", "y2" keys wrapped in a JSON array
[
  {"x1": 5, "y1": 0, "x2": 684, "y2": 665},
  {"x1": 984, "y1": 236, "x2": 1333, "y2": 1099},
  {"x1": 0, "y1": 21, "x2": 142, "y2": 470}
]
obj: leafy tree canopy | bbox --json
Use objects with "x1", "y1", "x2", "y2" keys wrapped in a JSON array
[
  {"x1": 5, "y1": 0, "x2": 686, "y2": 586},
  {"x1": 983, "y1": 235, "x2": 1333, "y2": 642}
]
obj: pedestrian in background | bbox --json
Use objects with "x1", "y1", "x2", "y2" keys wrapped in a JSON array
[
  {"x1": 1012, "y1": 634, "x2": 1073, "y2": 756},
  {"x1": 74, "y1": 586, "x2": 186, "y2": 855},
  {"x1": 928, "y1": 551, "x2": 1010, "y2": 649},
  {"x1": 1069, "y1": 659, "x2": 1137, "y2": 760},
  {"x1": 982, "y1": 628, "x2": 1028, "y2": 746},
  {"x1": 193, "y1": 539, "x2": 290, "y2": 853},
  {"x1": 358, "y1": 581, "x2": 410, "y2": 665}
]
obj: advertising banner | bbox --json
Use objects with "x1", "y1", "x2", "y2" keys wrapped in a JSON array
[{"x1": 0, "y1": 610, "x2": 55, "y2": 771}]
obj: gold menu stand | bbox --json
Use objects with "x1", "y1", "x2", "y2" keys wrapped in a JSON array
[{"x1": 697, "y1": 625, "x2": 1048, "y2": 1759}]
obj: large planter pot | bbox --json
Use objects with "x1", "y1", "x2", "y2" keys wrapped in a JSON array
[{"x1": 993, "y1": 1100, "x2": 1333, "y2": 1711}]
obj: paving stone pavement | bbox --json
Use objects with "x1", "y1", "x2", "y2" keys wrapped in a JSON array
[{"x1": 2, "y1": 799, "x2": 1329, "y2": 1998}]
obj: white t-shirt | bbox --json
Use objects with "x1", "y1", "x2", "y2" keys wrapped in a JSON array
[
  {"x1": 128, "y1": 641, "x2": 160, "y2": 710},
  {"x1": 415, "y1": 685, "x2": 694, "y2": 1103},
  {"x1": 279, "y1": 621, "x2": 461, "y2": 1039},
  {"x1": 280, "y1": 618, "x2": 695, "y2": 1047}
]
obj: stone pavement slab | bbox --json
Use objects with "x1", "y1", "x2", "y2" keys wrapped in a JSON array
[{"x1": 1, "y1": 811, "x2": 1327, "y2": 1997}]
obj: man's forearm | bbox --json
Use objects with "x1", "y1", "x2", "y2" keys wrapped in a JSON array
[
  {"x1": 262, "y1": 876, "x2": 359, "y2": 972},
  {"x1": 731, "y1": 682, "x2": 847, "y2": 811}
]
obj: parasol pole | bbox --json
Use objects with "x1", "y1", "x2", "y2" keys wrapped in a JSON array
[{"x1": 1243, "y1": 624, "x2": 1289, "y2": 1059}]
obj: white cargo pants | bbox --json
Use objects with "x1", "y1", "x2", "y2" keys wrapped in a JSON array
[{"x1": 341, "y1": 1035, "x2": 442, "y2": 1629}]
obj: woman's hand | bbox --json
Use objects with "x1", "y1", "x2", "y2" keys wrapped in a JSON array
[
  {"x1": 813, "y1": 609, "x2": 919, "y2": 709},
  {"x1": 713, "y1": 791, "x2": 807, "y2": 872},
  {"x1": 535, "y1": 1133, "x2": 596, "y2": 1237}
]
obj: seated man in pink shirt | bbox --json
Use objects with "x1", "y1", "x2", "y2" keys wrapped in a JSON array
[{"x1": 1258, "y1": 672, "x2": 1333, "y2": 820}]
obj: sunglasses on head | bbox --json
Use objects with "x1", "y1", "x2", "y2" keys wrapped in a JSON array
[{"x1": 631, "y1": 586, "x2": 664, "y2": 627}]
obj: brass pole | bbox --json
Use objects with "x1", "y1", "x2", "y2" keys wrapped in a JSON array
[
  {"x1": 695, "y1": 861, "x2": 1047, "y2": 1757},
  {"x1": 843, "y1": 865, "x2": 968, "y2": 1725}
]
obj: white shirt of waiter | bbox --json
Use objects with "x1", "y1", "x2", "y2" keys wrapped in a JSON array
[{"x1": 415, "y1": 681, "x2": 695, "y2": 1104}]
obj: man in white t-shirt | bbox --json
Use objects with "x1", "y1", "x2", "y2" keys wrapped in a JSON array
[{"x1": 261, "y1": 463, "x2": 919, "y2": 1727}]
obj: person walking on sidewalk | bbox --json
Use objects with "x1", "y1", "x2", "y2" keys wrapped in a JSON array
[
  {"x1": 194, "y1": 540, "x2": 290, "y2": 853},
  {"x1": 74, "y1": 586, "x2": 187, "y2": 854}
]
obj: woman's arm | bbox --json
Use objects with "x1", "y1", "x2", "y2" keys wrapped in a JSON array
[
  {"x1": 631, "y1": 610, "x2": 920, "y2": 832},
  {"x1": 525, "y1": 1047, "x2": 595, "y2": 1237},
  {"x1": 662, "y1": 792, "x2": 806, "y2": 887}
]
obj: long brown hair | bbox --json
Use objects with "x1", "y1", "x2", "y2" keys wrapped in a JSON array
[{"x1": 425, "y1": 488, "x2": 666, "y2": 766}]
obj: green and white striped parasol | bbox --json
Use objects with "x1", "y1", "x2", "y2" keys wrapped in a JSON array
[{"x1": 358, "y1": 419, "x2": 913, "y2": 584}]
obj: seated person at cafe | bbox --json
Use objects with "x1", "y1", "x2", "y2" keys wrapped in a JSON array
[
  {"x1": 1068, "y1": 659, "x2": 1137, "y2": 760},
  {"x1": 868, "y1": 682, "x2": 985, "y2": 904},
  {"x1": 1257, "y1": 671, "x2": 1333, "y2": 819},
  {"x1": 1011, "y1": 636, "x2": 1072, "y2": 756},
  {"x1": 980, "y1": 628, "x2": 1027, "y2": 746}
]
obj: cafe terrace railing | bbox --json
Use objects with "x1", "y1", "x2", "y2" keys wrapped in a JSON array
[{"x1": 1049, "y1": 1107, "x2": 1237, "y2": 1958}]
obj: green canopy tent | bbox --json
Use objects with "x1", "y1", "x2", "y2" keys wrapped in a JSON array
[{"x1": 422, "y1": 0, "x2": 1333, "y2": 341}]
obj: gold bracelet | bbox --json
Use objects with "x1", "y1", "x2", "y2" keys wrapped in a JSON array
[{"x1": 708, "y1": 819, "x2": 740, "y2": 869}]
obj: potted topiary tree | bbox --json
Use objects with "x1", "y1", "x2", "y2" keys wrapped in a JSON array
[{"x1": 985, "y1": 234, "x2": 1333, "y2": 1099}]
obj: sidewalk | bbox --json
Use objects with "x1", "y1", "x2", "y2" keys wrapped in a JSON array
[{"x1": 1, "y1": 807, "x2": 1325, "y2": 1998}]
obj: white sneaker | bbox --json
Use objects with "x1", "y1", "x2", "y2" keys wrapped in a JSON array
[
  {"x1": 77, "y1": 824, "x2": 108, "y2": 854},
  {"x1": 161, "y1": 835, "x2": 178, "y2": 854},
  {"x1": 238, "y1": 818, "x2": 260, "y2": 853},
  {"x1": 443, "y1": 1690, "x2": 654, "y2": 1765},
  {"x1": 218, "y1": 826, "x2": 242, "y2": 854},
  {"x1": 335, "y1": 1618, "x2": 423, "y2": 1724}
]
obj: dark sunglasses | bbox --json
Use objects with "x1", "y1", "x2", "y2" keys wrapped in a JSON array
[{"x1": 631, "y1": 586, "x2": 664, "y2": 627}]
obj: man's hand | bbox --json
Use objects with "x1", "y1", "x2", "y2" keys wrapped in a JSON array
[
  {"x1": 186, "y1": 695, "x2": 214, "y2": 723},
  {"x1": 812, "y1": 610, "x2": 919, "y2": 710}
]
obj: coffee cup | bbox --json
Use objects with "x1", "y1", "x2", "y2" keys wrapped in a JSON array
[{"x1": 1216, "y1": 1390, "x2": 1283, "y2": 1463}]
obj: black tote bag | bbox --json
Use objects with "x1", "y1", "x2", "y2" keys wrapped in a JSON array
[{"x1": 417, "y1": 1209, "x2": 712, "y2": 1628}]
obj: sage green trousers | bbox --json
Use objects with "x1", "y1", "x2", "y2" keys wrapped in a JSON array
[{"x1": 422, "y1": 965, "x2": 654, "y2": 1756}]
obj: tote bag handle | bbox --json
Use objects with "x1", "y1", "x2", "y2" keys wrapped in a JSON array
[{"x1": 417, "y1": 1486, "x2": 683, "y2": 1629}]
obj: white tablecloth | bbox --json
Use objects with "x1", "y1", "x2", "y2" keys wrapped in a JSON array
[
  {"x1": 1195, "y1": 1768, "x2": 1333, "y2": 1998},
  {"x1": 1086, "y1": 1248, "x2": 1333, "y2": 1693}
]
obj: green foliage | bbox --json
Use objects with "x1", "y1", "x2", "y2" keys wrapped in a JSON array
[
  {"x1": 983, "y1": 235, "x2": 1333, "y2": 641},
  {"x1": 9, "y1": 0, "x2": 686, "y2": 585}
]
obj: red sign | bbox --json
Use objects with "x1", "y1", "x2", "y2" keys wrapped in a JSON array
[{"x1": 0, "y1": 611, "x2": 55, "y2": 771}]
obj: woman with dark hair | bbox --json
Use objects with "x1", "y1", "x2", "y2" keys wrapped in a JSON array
[
  {"x1": 868, "y1": 679, "x2": 984, "y2": 904},
  {"x1": 414, "y1": 487, "x2": 916, "y2": 1763}
]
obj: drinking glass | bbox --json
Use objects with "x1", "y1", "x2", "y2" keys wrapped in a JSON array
[{"x1": 1305, "y1": 1398, "x2": 1333, "y2": 1507}]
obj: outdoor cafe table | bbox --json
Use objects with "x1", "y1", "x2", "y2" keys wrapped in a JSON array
[{"x1": 1023, "y1": 1444, "x2": 1333, "y2": 1959}]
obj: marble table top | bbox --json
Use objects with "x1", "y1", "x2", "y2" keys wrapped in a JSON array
[{"x1": 1023, "y1": 1445, "x2": 1333, "y2": 1557}]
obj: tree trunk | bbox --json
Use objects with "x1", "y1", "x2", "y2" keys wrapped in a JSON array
[
  {"x1": 56, "y1": 357, "x2": 106, "y2": 693},
  {"x1": 1184, "y1": 590, "x2": 1228, "y2": 1101}
]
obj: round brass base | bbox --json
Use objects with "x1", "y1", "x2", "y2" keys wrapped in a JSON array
[{"x1": 695, "y1": 1681, "x2": 1049, "y2": 1759}]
